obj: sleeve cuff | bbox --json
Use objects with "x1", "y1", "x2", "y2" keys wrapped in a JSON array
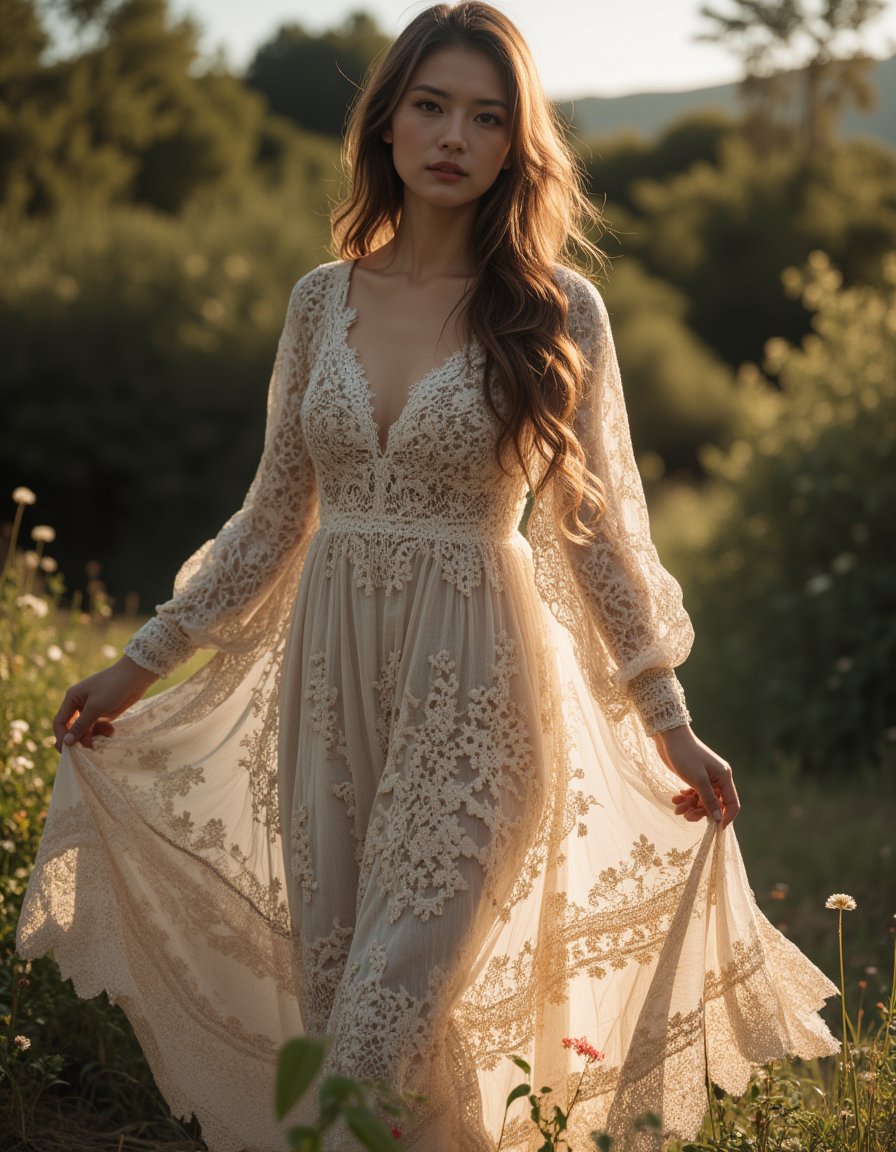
[
  {"x1": 123, "y1": 614, "x2": 197, "y2": 679},
  {"x1": 627, "y1": 667, "x2": 691, "y2": 735}
]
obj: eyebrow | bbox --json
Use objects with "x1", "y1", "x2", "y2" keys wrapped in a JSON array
[{"x1": 409, "y1": 83, "x2": 509, "y2": 110}]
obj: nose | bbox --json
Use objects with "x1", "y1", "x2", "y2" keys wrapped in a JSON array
[{"x1": 438, "y1": 112, "x2": 466, "y2": 151}]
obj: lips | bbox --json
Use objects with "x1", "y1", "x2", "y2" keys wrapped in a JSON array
[{"x1": 428, "y1": 163, "x2": 466, "y2": 175}]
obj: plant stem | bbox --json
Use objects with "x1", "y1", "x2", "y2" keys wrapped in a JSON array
[
  {"x1": 838, "y1": 909, "x2": 849, "y2": 1106},
  {"x1": 700, "y1": 1004, "x2": 714, "y2": 1138},
  {"x1": 883, "y1": 933, "x2": 896, "y2": 1064},
  {"x1": 0, "y1": 502, "x2": 25, "y2": 586}
]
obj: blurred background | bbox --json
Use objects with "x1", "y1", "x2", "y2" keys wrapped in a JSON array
[
  {"x1": 1, "y1": 2, "x2": 895, "y2": 1145},
  {"x1": 2, "y1": 0, "x2": 895, "y2": 765}
]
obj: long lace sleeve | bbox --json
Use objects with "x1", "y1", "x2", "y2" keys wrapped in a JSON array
[
  {"x1": 123, "y1": 275, "x2": 321, "y2": 678},
  {"x1": 528, "y1": 267, "x2": 694, "y2": 734}
]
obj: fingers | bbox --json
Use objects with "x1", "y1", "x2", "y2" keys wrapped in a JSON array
[
  {"x1": 671, "y1": 779, "x2": 740, "y2": 827},
  {"x1": 53, "y1": 685, "x2": 106, "y2": 752},
  {"x1": 62, "y1": 707, "x2": 101, "y2": 749},
  {"x1": 53, "y1": 687, "x2": 83, "y2": 751},
  {"x1": 715, "y1": 762, "x2": 741, "y2": 827}
]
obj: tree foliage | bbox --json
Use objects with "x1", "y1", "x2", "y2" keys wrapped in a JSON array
[
  {"x1": 0, "y1": 0, "x2": 324, "y2": 215},
  {"x1": 615, "y1": 133, "x2": 896, "y2": 366},
  {"x1": 697, "y1": 0, "x2": 886, "y2": 157},
  {"x1": 246, "y1": 11, "x2": 390, "y2": 137},
  {"x1": 601, "y1": 258, "x2": 737, "y2": 477}
]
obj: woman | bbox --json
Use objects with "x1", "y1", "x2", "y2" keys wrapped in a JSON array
[{"x1": 17, "y1": 4, "x2": 838, "y2": 1150}]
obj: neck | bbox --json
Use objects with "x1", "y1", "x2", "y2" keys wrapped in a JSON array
[{"x1": 380, "y1": 194, "x2": 477, "y2": 281}]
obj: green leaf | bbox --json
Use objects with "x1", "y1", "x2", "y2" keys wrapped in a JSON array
[
  {"x1": 590, "y1": 1133, "x2": 613, "y2": 1151},
  {"x1": 319, "y1": 1074, "x2": 358, "y2": 1100},
  {"x1": 344, "y1": 1105, "x2": 403, "y2": 1150},
  {"x1": 505, "y1": 1083, "x2": 531, "y2": 1108},
  {"x1": 285, "y1": 1125, "x2": 319, "y2": 1152},
  {"x1": 276, "y1": 1037, "x2": 327, "y2": 1119},
  {"x1": 509, "y1": 1054, "x2": 532, "y2": 1075}
]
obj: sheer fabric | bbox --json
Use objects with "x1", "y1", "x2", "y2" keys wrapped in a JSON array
[{"x1": 17, "y1": 260, "x2": 838, "y2": 1152}]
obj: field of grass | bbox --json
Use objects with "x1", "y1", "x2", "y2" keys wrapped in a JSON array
[{"x1": 2, "y1": 494, "x2": 894, "y2": 1151}]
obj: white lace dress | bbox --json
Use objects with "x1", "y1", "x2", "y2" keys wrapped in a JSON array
[{"x1": 17, "y1": 259, "x2": 838, "y2": 1152}]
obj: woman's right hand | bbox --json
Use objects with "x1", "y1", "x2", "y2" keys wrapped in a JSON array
[{"x1": 53, "y1": 655, "x2": 160, "y2": 752}]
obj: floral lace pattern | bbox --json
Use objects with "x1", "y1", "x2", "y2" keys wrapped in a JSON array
[
  {"x1": 362, "y1": 633, "x2": 538, "y2": 925},
  {"x1": 299, "y1": 917, "x2": 354, "y2": 1035},
  {"x1": 19, "y1": 259, "x2": 839, "y2": 1152}
]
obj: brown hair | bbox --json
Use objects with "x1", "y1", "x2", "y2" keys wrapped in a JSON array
[{"x1": 331, "y1": 1, "x2": 607, "y2": 540}]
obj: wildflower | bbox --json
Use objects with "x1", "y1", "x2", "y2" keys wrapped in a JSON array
[
  {"x1": 826, "y1": 894, "x2": 857, "y2": 911},
  {"x1": 30, "y1": 525, "x2": 55, "y2": 544},
  {"x1": 32, "y1": 777, "x2": 44, "y2": 790},
  {"x1": 14, "y1": 593, "x2": 48, "y2": 617},
  {"x1": 9, "y1": 720, "x2": 28, "y2": 746},
  {"x1": 1, "y1": 840, "x2": 15, "y2": 853},
  {"x1": 770, "y1": 883, "x2": 789, "y2": 900},
  {"x1": 12, "y1": 487, "x2": 36, "y2": 506},
  {"x1": 13, "y1": 1035, "x2": 30, "y2": 1051},
  {"x1": 391, "y1": 1128, "x2": 402, "y2": 1139},
  {"x1": 562, "y1": 1036, "x2": 606, "y2": 1062},
  {"x1": 47, "y1": 644, "x2": 64, "y2": 662},
  {"x1": 23, "y1": 551, "x2": 40, "y2": 569},
  {"x1": 39, "y1": 556, "x2": 58, "y2": 573},
  {"x1": 101, "y1": 644, "x2": 118, "y2": 660}
]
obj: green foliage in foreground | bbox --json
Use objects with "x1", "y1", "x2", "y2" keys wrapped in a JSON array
[{"x1": 653, "y1": 251, "x2": 896, "y2": 778}]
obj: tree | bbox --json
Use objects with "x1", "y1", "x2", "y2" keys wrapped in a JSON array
[
  {"x1": 0, "y1": 0, "x2": 288, "y2": 214},
  {"x1": 246, "y1": 11, "x2": 390, "y2": 137},
  {"x1": 697, "y1": 0, "x2": 886, "y2": 158},
  {"x1": 628, "y1": 135, "x2": 896, "y2": 367}
]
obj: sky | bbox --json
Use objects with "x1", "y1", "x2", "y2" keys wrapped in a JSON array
[{"x1": 168, "y1": 0, "x2": 896, "y2": 99}]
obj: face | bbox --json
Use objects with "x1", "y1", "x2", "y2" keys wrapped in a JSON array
[{"x1": 383, "y1": 44, "x2": 513, "y2": 211}]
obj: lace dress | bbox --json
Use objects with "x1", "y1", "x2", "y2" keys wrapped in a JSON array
[{"x1": 17, "y1": 259, "x2": 838, "y2": 1152}]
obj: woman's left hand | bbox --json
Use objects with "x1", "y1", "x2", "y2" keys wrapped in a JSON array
[{"x1": 652, "y1": 724, "x2": 740, "y2": 828}]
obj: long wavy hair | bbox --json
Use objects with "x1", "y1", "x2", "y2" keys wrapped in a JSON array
[{"x1": 331, "y1": 1, "x2": 607, "y2": 540}]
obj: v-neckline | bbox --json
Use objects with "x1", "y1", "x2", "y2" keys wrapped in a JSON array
[{"x1": 339, "y1": 259, "x2": 468, "y2": 460}]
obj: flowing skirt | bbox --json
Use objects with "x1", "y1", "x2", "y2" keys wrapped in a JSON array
[{"x1": 17, "y1": 529, "x2": 839, "y2": 1152}]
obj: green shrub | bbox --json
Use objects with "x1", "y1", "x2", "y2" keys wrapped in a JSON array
[
  {"x1": 0, "y1": 179, "x2": 335, "y2": 608},
  {"x1": 665, "y1": 251, "x2": 896, "y2": 775}
]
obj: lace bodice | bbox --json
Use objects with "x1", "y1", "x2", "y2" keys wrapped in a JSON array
[{"x1": 125, "y1": 259, "x2": 692, "y2": 734}]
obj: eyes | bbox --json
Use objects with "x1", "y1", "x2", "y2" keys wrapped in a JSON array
[{"x1": 413, "y1": 98, "x2": 504, "y2": 127}]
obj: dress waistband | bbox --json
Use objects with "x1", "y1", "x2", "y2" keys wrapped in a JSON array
[{"x1": 317, "y1": 510, "x2": 515, "y2": 546}]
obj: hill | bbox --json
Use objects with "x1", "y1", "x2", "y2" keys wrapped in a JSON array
[{"x1": 562, "y1": 54, "x2": 896, "y2": 147}]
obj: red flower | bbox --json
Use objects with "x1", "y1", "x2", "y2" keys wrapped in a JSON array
[
  {"x1": 391, "y1": 1128, "x2": 401, "y2": 1139},
  {"x1": 562, "y1": 1036, "x2": 606, "y2": 1062}
]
